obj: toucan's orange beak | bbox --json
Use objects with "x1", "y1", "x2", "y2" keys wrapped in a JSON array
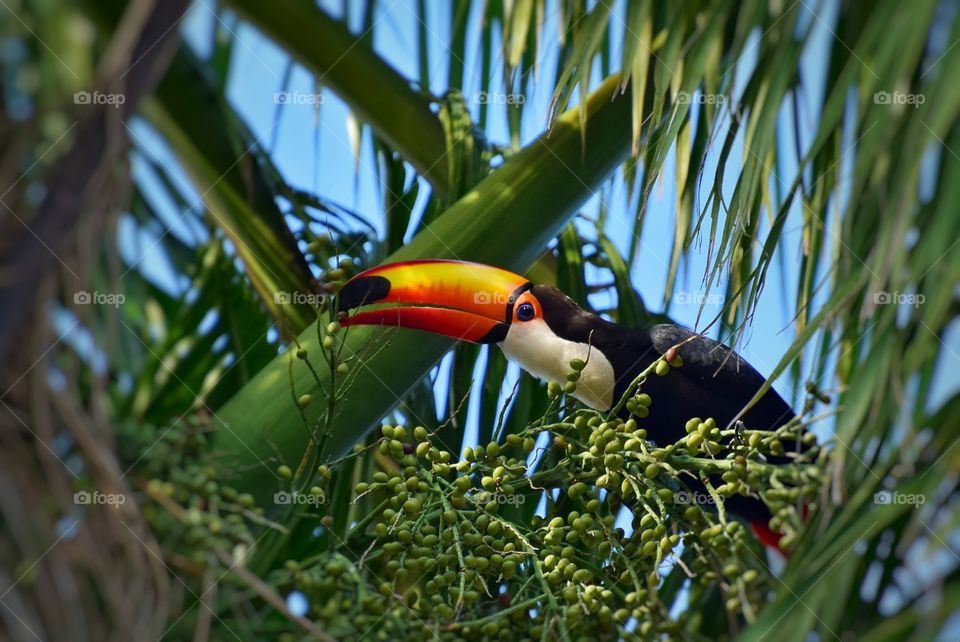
[{"x1": 337, "y1": 260, "x2": 530, "y2": 343}]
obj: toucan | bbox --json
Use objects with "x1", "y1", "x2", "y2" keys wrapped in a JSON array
[{"x1": 337, "y1": 259, "x2": 805, "y2": 550}]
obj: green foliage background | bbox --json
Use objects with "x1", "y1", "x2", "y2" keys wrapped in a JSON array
[{"x1": 1, "y1": 0, "x2": 959, "y2": 640}]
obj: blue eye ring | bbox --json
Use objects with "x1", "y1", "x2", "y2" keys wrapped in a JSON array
[{"x1": 516, "y1": 302, "x2": 535, "y2": 322}]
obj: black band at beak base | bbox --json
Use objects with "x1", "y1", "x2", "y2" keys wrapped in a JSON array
[
  {"x1": 477, "y1": 322, "x2": 509, "y2": 344},
  {"x1": 338, "y1": 275, "x2": 391, "y2": 312}
]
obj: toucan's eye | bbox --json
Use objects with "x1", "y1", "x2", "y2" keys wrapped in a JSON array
[{"x1": 516, "y1": 302, "x2": 535, "y2": 322}]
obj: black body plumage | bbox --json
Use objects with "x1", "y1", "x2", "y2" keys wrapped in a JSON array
[{"x1": 532, "y1": 285, "x2": 802, "y2": 524}]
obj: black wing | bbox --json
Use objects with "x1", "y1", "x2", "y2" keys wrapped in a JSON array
[{"x1": 646, "y1": 324, "x2": 795, "y2": 430}]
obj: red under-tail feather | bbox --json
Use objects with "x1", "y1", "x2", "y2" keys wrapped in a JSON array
[
  {"x1": 752, "y1": 503, "x2": 810, "y2": 556},
  {"x1": 751, "y1": 521, "x2": 785, "y2": 554}
]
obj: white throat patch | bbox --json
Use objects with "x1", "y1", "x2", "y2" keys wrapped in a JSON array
[{"x1": 499, "y1": 319, "x2": 615, "y2": 411}]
